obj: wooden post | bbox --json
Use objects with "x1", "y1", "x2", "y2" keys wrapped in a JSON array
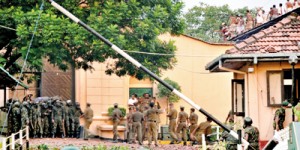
[
  {"x1": 2, "y1": 137, "x2": 6, "y2": 150},
  {"x1": 11, "y1": 133, "x2": 15, "y2": 150},
  {"x1": 202, "y1": 134, "x2": 206, "y2": 150}
]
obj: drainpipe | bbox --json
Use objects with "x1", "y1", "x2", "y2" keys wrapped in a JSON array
[{"x1": 218, "y1": 60, "x2": 250, "y2": 118}]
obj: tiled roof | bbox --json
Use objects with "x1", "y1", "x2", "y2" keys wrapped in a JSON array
[{"x1": 226, "y1": 14, "x2": 300, "y2": 54}]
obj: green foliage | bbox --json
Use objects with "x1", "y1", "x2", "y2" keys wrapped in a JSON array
[
  {"x1": 0, "y1": 0, "x2": 185, "y2": 79},
  {"x1": 37, "y1": 144, "x2": 49, "y2": 150},
  {"x1": 184, "y1": 2, "x2": 250, "y2": 42},
  {"x1": 108, "y1": 107, "x2": 126, "y2": 117},
  {"x1": 157, "y1": 77, "x2": 181, "y2": 103}
]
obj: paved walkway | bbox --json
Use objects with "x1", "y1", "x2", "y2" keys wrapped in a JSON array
[{"x1": 29, "y1": 138, "x2": 201, "y2": 150}]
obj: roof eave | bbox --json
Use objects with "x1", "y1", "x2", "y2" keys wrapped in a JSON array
[{"x1": 206, "y1": 53, "x2": 300, "y2": 72}]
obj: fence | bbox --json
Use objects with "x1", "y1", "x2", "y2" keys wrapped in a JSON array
[{"x1": 1, "y1": 126, "x2": 29, "y2": 150}]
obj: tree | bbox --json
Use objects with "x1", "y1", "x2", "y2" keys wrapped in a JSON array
[
  {"x1": 157, "y1": 77, "x2": 181, "y2": 103},
  {"x1": 0, "y1": 0, "x2": 185, "y2": 80},
  {"x1": 184, "y1": 2, "x2": 249, "y2": 42}
]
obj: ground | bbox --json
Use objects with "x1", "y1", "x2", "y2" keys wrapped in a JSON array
[{"x1": 29, "y1": 138, "x2": 203, "y2": 150}]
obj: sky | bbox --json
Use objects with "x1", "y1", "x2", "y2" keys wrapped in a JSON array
[{"x1": 182, "y1": 0, "x2": 287, "y2": 12}]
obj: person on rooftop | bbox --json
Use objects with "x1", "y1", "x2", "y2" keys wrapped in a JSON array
[{"x1": 286, "y1": 0, "x2": 293, "y2": 12}]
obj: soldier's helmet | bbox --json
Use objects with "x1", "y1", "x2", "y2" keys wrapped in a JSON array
[
  {"x1": 13, "y1": 102, "x2": 20, "y2": 107},
  {"x1": 23, "y1": 101, "x2": 28, "y2": 106},
  {"x1": 244, "y1": 117, "x2": 253, "y2": 126},
  {"x1": 42, "y1": 103, "x2": 48, "y2": 108}
]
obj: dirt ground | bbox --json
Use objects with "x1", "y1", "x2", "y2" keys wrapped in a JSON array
[{"x1": 29, "y1": 138, "x2": 202, "y2": 150}]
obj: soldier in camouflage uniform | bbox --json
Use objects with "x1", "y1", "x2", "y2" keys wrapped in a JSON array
[
  {"x1": 74, "y1": 102, "x2": 83, "y2": 138},
  {"x1": 21, "y1": 101, "x2": 30, "y2": 129},
  {"x1": 273, "y1": 101, "x2": 289, "y2": 131},
  {"x1": 66, "y1": 100, "x2": 75, "y2": 137},
  {"x1": 41, "y1": 102, "x2": 50, "y2": 138},
  {"x1": 243, "y1": 117, "x2": 259, "y2": 150},
  {"x1": 31, "y1": 102, "x2": 42, "y2": 138},
  {"x1": 47, "y1": 99, "x2": 54, "y2": 137},
  {"x1": 12, "y1": 101, "x2": 21, "y2": 133},
  {"x1": 221, "y1": 125, "x2": 238, "y2": 150},
  {"x1": 52, "y1": 100, "x2": 65, "y2": 138}
]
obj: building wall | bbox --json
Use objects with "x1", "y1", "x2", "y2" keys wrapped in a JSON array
[
  {"x1": 157, "y1": 34, "x2": 233, "y2": 125},
  {"x1": 235, "y1": 62, "x2": 299, "y2": 141},
  {"x1": 75, "y1": 34, "x2": 233, "y2": 135}
]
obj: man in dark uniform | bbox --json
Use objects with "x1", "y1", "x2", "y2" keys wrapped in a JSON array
[
  {"x1": 243, "y1": 117, "x2": 259, "y2": 150},
  {"x1": 189, "y1": 108, "x2": 198, "y2": 145},
  {"x1": 176, "y1": 106, "x2": 189, "y2": 145},
  {"x1": 273, "y1": 101, "x2": 289, "y2": 131},
  {"x1": 166, "y1": 103, "x2": 178, "y2": 144},
  {"x1": 51, "y1": 100, "x2": 65, "y2": 138},
  {"x1": 74, "y1": 102, "x2": 83, "y2": 138},
  {"x1": 21, "y1": 101, "x2": 30, "y2": 129},
  {"x1": 130, "y1": 108, "x2": 143, "y2": 145},
  {"x1": 112, "y1": 103, "x2": 122, "y2": 143},
  {"x1": 12, "y1": 101, "x2": 21, "y2": 133}
]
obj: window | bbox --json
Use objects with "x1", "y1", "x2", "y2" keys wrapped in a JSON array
[
  {"x1": 232, "y1": 79, "x2": 245, "y2": 117},
  {"x1": 267, "y1": 70, "x2": 300, "y2": 107},
  {"x1": 267, "y1": 71, "x2": 283, "y2": 107},
  {"x1": 129, "y1": 88, "x2": 153, "y2": 98}
]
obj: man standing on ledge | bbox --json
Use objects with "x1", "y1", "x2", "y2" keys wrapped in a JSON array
[
  {"x1": 82, "y1": 103, "x2": 94, "y2": 140},
  {"x1": 112, "y1": 103, "x2": 122, "y2": 143}
]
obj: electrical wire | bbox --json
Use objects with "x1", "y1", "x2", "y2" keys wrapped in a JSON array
[
  {"x1": 0, "y1": 0, "x2": 44, "y2": 135},
  {"x1": 124, "y1": 50, "x2": 219, "y2": 57}
]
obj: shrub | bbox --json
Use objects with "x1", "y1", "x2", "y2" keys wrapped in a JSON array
[{"x1": 108, "y1": 107, "x2": 126, "y2": 117}]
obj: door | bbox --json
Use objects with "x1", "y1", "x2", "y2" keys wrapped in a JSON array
[{"x1": 232, "y1": 79, "x2": 245, "y2": 117}]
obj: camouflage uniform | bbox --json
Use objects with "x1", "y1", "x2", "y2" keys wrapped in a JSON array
[
  {"x1": 46, "y1": 100, "x2": 54, "y2": 137},
  {"x1": 221, "y1": 130, "x2": 238, "y2": 150},
  {"x1": 273, "y1": 107, "x2": 285, "y2": 130},
  {"x1": 6, "y1": 100, "x2": 14, "y2": 135},
  {"x1": 66, "y1": 101, "x2": 75, "y2": 137},
  {"x1": 52, "y1": 100, "x2": 65, "y2": 138},
  {"x1": 31, "y1": 103, "x2": 42, "y2": 137},
  {"x1": 41, "y1": 103, "x2": 50, "y2": 137},
  {"x1": 244, "y1": 126, "x2": 259, "y2": 150},
  {"x1": 74, "y1": 102, "x2": 83, "y2": 138},
  {"x1": 12, "y1": 102, "x2": 21, "y2": 133},
  {"x1": 21, "y1": 102, "x2": 29, "y2": 129}
]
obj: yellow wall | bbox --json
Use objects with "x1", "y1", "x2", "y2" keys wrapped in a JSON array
[
  {"x1": 156, "y1": 34, "x2": 233, "y2": 125},
  {"x1": 235, "y1": 62, "x2": 299, "y2": 141},
  {"x1": 75, "y1": 34, "x2": 233, "y2": 134}
]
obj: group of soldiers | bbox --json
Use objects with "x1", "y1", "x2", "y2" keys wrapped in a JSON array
[
  {"x1": 1, "y1": 95, "x2": 83, "y2": 139},
  {"x1": 111, "y1": 93, "x2": 213, "y2": 147},
  {"x1": 112, "y1": 93, "x2": 260, "y2": 149}
]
